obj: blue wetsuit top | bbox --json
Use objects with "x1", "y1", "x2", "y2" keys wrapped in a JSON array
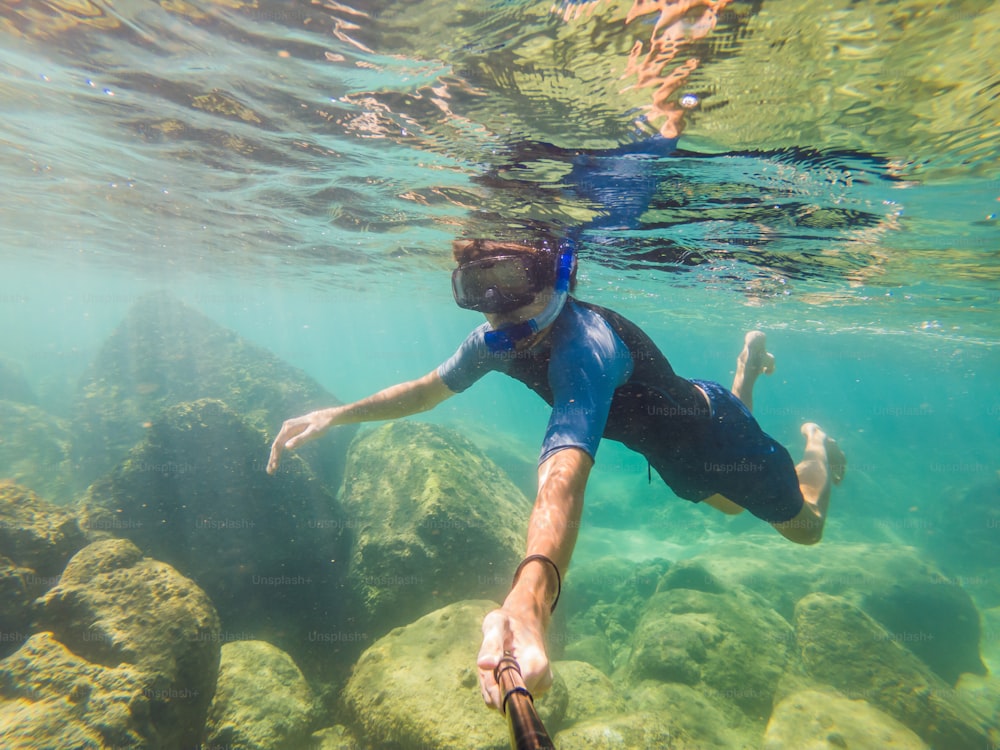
[
  {"x1": 437, "y1": 298, "x2": 805, "y2": 523},
  {"x1": 438, "y1": 298, "x2": 708, "y2": 465}
]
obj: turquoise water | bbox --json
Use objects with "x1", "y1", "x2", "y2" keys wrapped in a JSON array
[{"x1": 1, "y1": 0, "x2": 999, "y2": 747}]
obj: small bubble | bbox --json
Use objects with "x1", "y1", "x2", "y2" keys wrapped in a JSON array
[{"x1": 680, "y1": 94, "x2": 699, "y2": 109}]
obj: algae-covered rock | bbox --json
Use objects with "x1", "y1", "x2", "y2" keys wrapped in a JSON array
[
  {"x1": 340, "y1": 422, "x2": 529, "y2": 632},
  {"x1": 688, "y1": 539, "x2": 987, "y2": 685},
  {"x1": 0, "y1": 632, "x2": 151, "y2": 749},
  {"x1": 69, "y1": 291, "x2": 356, "y2": 489},
  {"x1": 763, "y1": 689, "x2": 929, "y2": 750},
  {"x1": 954, "y1": 672, "x2": 1000, "y2": 738},
  {"x1": 5, "y1": 538, "x2": 221, "y2": 748},
  {"x1": 552, "y1": 660, "x2": 627, "y2": 729},
  {"x1": 794, "y1": 592, "x2": 991, "y2": 750},
  {"x1": 0, "y1": 401, "x2": 75, "y2": 503},
  {"x1": 0, "y1": 483, "x2": 87, "y2": 655},
  {"x1": 205, "y1": 640, "x2": 319, "y2": 750},
  {"x1": 0, "y1": 482, "x2": 86, "y2": 580},
  {"x1": 79, "y1": 398, "x2": 349, "y2": 634},
  {"x1": 921, "y1": 475, "x2": 1000, "y2": 580},
  {"x1": 550, "y1": 680, "x2": 759, "y2": 750},
  {"x1": 550, "y1": 711, "x2": 678, "y2": 749},
  {"x1": 343, "y1": 599, "x2": 509, "y2": 750},
  {"x1": 559, "y1": 556, "x2": 670, "y2": 675},
  {"x1": 626, "y1": 585, "x2": 792, "y2": 720},
  {"x1": 311, "y1": 725, "x2": 360, "y2": 749}
]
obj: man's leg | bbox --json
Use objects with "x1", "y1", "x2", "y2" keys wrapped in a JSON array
[
  {"x1": 703, "y1": 331, "x2": 775, "y2": 515},
  {"x1": 732, "y1": 330, "x2": 775, "y2": 411},
  {"x1": 772, "y1": 423, "x2": 847, "y2": 544},
  {"x1": 708, "y1": 332, "x2": 847, "y2": 541}
]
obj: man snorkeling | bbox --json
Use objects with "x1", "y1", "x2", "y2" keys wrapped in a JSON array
[{"x1": 265, "y1": 233, "x2": 846, "y2": 711}]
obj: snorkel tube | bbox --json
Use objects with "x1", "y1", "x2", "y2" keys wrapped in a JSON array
[{"x1": 484, "y1": 239, "x2": 576, "y2": 353}]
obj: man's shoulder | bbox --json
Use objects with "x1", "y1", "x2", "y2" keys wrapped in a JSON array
[{"x1": 561, "y1": 298, "x2": 641, "y2": 340}]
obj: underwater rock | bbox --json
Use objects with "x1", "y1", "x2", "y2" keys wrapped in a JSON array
[
  {"x1": 342, "y1": 599, "x2": 510, "y2": 750},
  {"x1": 921, "y1": 474, "x2": 1000, "y2": 578},
  {"x1": 763, "y1": 688, "x2": 929, "y2": 749},
  {"x1": 79, "y1": 398, "x2": 350, "y2": 637},
  {"x1": 311, "y1": 725, "x2": 360, "y2": 749},
  {"x1": 553, "y1": 660, "x2": 627, "y2": 729},
  {"x1": 626, "y1": 585, "x2": 792, "y2": 721},
  {"x1": 559, "y1": 556, "x2": 670, "y2": 675},
  {"x1": 794, "y1": 592, "x2": 991, "y2": 750},
  {"x1": 339, "y1": 421, "x2": 529, "y2": 632},
  {"x1": 0, "y1": 483, "x2": 87, "y2": 655},
  {"x1": 4, "y1": 538, "x2": 220, "y2": 748},
  {"x1": 0, "y1": 632, "x2": 151, "y2": 749},
  {"x1": 0, "y1": 555, "x2": 35, "y2": 658},
  {"x1": 549, "y1": 710, "x2": 678, "y2": 749},
  {"x1": 69, "y1": 290, "x2": 356, "y2": 490},
  {"x1": 620, "y1": 680, "x2": 761, "y2": 749},
  {"x1": 688, "y1": 539, "x2": 988, "y2": 685},
  {"x1": 0, "y1": 401, "x2": 75, "y2": 503},
  {"x1": 562, "y1": 633, "x2": 615, "y2": 675},
  {"x1": 861, "y1": 577, "x2": 986, "y2": 685},
  {"x1": 0, "y1": 359, "x2": 36, "y2": 405},
  {"x1": 954, "y1": 672, "x2": 1000, "y2": 743},
  {"x1": 204, "y1": 640, "x2": 319, "y2": 750},
  {"x1": 552, "y1": 678, "x2": 760, "y2": 750},
  {"x1": 0, "y1": 482, "x2": 85, "y2": 579}
]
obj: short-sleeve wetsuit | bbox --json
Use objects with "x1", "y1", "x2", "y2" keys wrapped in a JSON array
[{"x1": 437, "y1": 298, "x2": 804, "y2": 523}]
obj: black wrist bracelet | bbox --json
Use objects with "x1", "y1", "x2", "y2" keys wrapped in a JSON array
[{"x1": 511, "y1": 554, "x2": 562, "y2": 614}]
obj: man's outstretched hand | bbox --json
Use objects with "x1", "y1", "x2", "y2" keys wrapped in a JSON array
[
  {"x1": 477, "y1": 607, "x2": 552, "y2": 711},
  {"x1": 266, "y1": 409, "x2": 335, "y2": 474}
]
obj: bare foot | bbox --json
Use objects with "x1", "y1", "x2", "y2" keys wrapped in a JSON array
[
  {"x1": 733, "y1": 330, "x2": 775, "y2": 410},
  {"x1": 801, "y1": 422, "x2": 847, "y2": 485},
  {"x1": 739, "y1": 330, "x2": 776, "y2": 378}
]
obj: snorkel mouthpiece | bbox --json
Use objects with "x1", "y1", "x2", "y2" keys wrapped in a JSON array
[{"x1": 484, "y1": 239, "x2": 576, "y2": 353}]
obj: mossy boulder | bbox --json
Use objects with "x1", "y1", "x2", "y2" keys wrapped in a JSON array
[
  {"x1": 764, "y1": 688, "x2": 929, "y2": 750},
  {"x1": 613, "y1": 680, "x2": 759, "y2": 749},
  {"x1": 69, "y1": 291, "x2": 356, "y2": 490},
  {"x1": 626, "y1": 583, "x2": 792, "y2": 721},
  {"x1": 794, "y1": 592, "x2": 991, "y2": 750},
  {"x1": 2, "y1": 539, "x2": 221, "y2": 748},
  {"x1": 688, "y1": 539, "x2": 987, "y2": 685},
  {"x1": 205, "y1": 640, "x2": 319, "y2": 750},
  {"x1": 549, "y1": 711, "x2": 678, "y2": 749},
  {"x1": 79, "y1": 398, "x2": 350, "y2": 637},
  {"x1": 340, "y1": 422, "x2": 529, "y2": 632},
  {"x1": 0, "y1": 483, "x2": 87, "y2": 655},
  {"x1": 552, "y1": 660, "x2": 627, "y2": 729},
  {"x1": 311, "y1": 725, "x2": 361, "y2": 749},
  {"x1": 0, "y1": 482, "x2": 85, "y2": 580},
  {"x1": 559, "y1": 556, "x2": 669, "y2": 674},
  {"x1": 342, "y1": 599, "x2": 509, "y2": 750},
  {"x1": 0, "y1": 401, "x2": 75, "y2": 503},
  {"x1": 552, "y1": 679, "x2": 759, "y2": 750},
  {"x1": 0, "y1": 632, "x2": 152, "y2": 749},
  {"x1": 921, "y1": 475, "x2": 1000, "y2": 591}
]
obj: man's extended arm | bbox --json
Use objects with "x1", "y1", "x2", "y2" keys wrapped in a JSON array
[
  {"x1": 266, "y1": 369, "x2": 455, "y2": 473},
  {"x1": 477, "y1": 446, "x2": 593, "y2": 709}
]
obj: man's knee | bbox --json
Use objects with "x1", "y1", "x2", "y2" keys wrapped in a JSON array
[
  {"x1": 703, "y1": 494, "x2": 745, "y2": 515},
  {"x1": 772, "y1": 506, "x2": 823, "y2": 545}
]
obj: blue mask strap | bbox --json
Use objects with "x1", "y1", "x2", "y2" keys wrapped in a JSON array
[{"x1": 484, "y1": 239, "x2": 576, "y2": 353}]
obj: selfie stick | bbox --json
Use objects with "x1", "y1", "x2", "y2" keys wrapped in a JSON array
[{"x1": 494, "y1": 651, "x2": 555, "y2": 750}]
